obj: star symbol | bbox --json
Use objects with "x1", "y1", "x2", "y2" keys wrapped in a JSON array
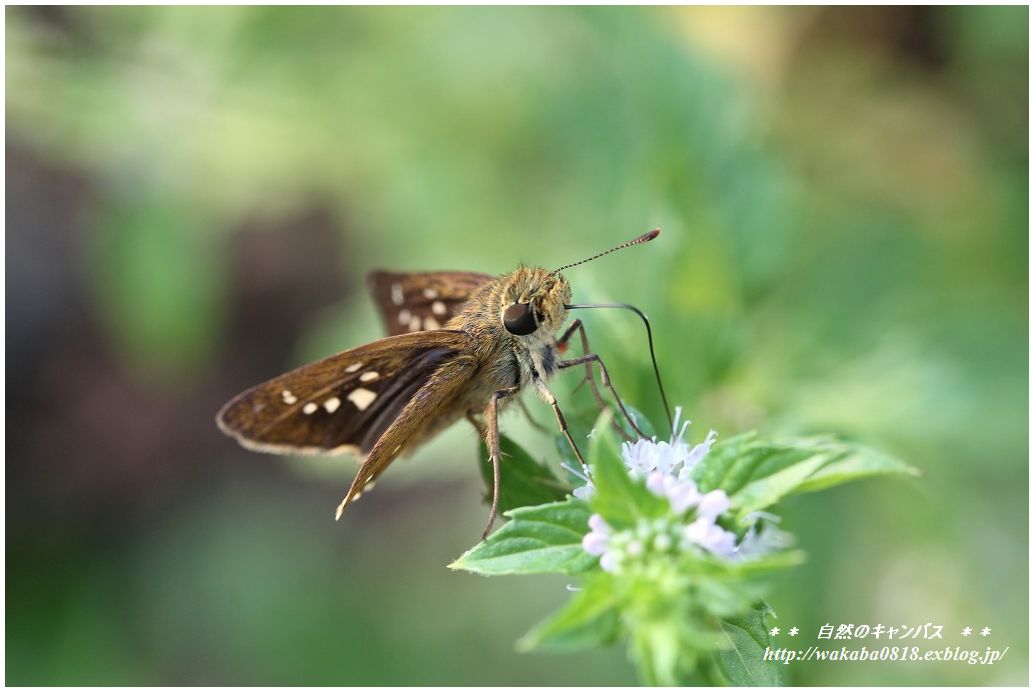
[
  {"x1": 789, "y1": 627, "x2": 799, "y2": 637},
  {"x1": 980, "y1": 627, "x2": 990, "y2": 636},
  {"x1": 769, "y1": 627, "x2": 780, "y2": 636},
  {"x1": 961, "y1": 627, "x2": 972, "y2": 636}
]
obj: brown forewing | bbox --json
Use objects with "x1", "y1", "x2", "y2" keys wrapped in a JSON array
[
  {"x1": 368, "y1": 270, "x2": 495, "y2": 335},
  {"x1": 216, "y1": 330, "x2": 473, "y2": 456},
  {"x1": 336, "y1": 353, "x2": 478, "y2": 517}
]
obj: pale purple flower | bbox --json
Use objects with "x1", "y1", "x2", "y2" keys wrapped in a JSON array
[
  {"x1": 696, "y1": 490, "x2": 731, "y2": 522},
  {"x1": 565, "y1": 462, "x2": 595, "y2": 501},
  {"x1": 599, "y1": 551, "x2": 621, "y2": 573},
  {"x1": 569, "y1": 407, "x2": 717, "y2": 503},
  {"x1": 575, "y1": 407, "x2": 790, "y2": 569},
  {"x1": 582, "y1": 513, "x2": 611, "y2": 556},
  {"x1": 646, "y1": 470, "x2": 702, "y2": 515},
  {"x1": 682, "y1": 517, "x2": 738, "y2": 558},
  {"x1": 582, "y1": 530, "x2": 609, "y2": 556},
  {"x1": 622, "y1": 407, "x2": 717, "y2": 481},
  {"x1": 678, "y1": 430, "x2": 718, "y2": 481}
]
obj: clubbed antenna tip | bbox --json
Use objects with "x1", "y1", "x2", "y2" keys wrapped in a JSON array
[{"x1": 553, "y1": 227, "x2": 661, "y2": 275}]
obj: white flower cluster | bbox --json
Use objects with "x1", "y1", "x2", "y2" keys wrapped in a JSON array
[
  {"x1": 572, "y1": 408, "x2": 716, "y2": 502},
  {"x1": 577, "y1": 408, "x2": 790, "y2": 572}
]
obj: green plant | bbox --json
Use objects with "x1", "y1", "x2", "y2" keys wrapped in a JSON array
[{"x1": 451, "y1": 407, "x2": 918, "y2": 685}]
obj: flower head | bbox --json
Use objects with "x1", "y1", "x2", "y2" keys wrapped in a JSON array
[
  {"x1": 577, "y1": 407, "x2": 786, "y2": 571},
  {"x1": 620, "y1": 407, "x2": 716, "y2": 480}
]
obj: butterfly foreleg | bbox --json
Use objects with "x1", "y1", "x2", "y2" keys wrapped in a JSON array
[
  {"x1": 533, "y1": 377, "x2": 588, "y2": 477},
  {"x1": 558, "y1": 352, "x2": 647, "y2": 439},
  {"x1": 557, "y1": 319, "x2": 609, "y2": 414},
  {"x1": 482, "y1": 385, "x2": 521, "y2": 539}
]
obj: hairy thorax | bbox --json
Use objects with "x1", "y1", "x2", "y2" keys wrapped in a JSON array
[{"x1": 445, "y1": 265, "x2": 571, "y2": 417}]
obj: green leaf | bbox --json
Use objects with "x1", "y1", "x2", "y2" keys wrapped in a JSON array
[
  {"x1": 693, "y1": 432, "x2": 820, "y2": 496},
  {"x1": 714, "y1": 603, "x2": 782, "y2": 686},
  {"x1": 793, "y1": 443, "x2": 921, "y2": 493},
  {"x1": 587, "y1": 411, "x2": 667, "y2": 527},
  {"x1": 694, "y1": 435, "x2": 919, "y2": 522},
  {"x1": 449, "y1": 500, "x2": 596, "y2": 576},
  {"x1": 519, "y1": 574, "x2": 621, "y2": 652},
  {"x1": 478, "y1": 435, "x2": 570, "y2": 515}
]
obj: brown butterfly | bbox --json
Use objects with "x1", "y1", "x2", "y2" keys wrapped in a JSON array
[{"x1": 216, "y1": 229, "x2": 665, "y2": 537}]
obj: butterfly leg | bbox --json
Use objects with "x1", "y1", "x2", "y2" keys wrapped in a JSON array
[
  {"x1": 533, "y1": 377, "x2": 589, "y2": 477},
  {"x1": 558, "y1": 353, "x2": 648, "y2": 438},
  {"x1": 482, "y1": 385, "x2": 521, "y2": 539},
  {"x1": 557, "y1": 319, "x2": 609, "y2": 414},
  {"x1": 557, "y1": 320, "x2": 636, "y2": 441}
]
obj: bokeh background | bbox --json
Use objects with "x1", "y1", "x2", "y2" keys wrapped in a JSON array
[{"x1": 6, "y1": 6, "x2": 1027, "y2": 685}]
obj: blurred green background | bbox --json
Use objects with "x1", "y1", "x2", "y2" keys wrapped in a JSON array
[{"x1": 6, "y1": 6, "x2": 1027, "y2": 685}]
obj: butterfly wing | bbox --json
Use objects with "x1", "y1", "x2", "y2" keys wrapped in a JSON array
[
  {"x1": 216, "y1": 329, "x2": 474, "y2": 456},
  {"x1": 368, "y1": 270, "x2": 494, "y2": 335},
  {"x1": 336, "y1": 352, "x2": 478, "y2": 518}
]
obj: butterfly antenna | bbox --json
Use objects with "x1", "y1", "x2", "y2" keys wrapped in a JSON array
[{"x1": 552, "y1": 228, "x2": 660, "y2": 275}]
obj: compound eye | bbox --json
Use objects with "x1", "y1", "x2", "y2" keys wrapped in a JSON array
[{"x1": 502, "y1": 302, "x2": 537, "y2": 336}]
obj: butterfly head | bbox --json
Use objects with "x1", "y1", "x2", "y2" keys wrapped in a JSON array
[
  {"x1": 498, "y1": 267, "x2": 571, "y2": 338},
  {"x1": 495, "y1": 229, "x2": 662, "y2": 339}
]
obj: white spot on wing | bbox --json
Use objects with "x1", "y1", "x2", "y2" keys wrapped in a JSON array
[
  {"x1": 431, "y1": 300, "x2": 447, "y2": 315},
  {"x1": 324, "y1": 396, "x2": 341, "y2": 413},
  {"x1": 423, "y1": 288, "x2": 438, "y2": 299},
  {"x1": 345, "y1": 362, "x2": 363, "y2": 373},
  {"x1": 398, "y1": 308, "x2": 411, "y2": 325},
  {"x1": 281, "y1": 390, "x2": 297, "y2": 405},
  {"x1": 303, "y1": 402, "x2": 318, "y2": 415},
  {"x1": 348, "y1": 388, "x2": 377, "y2": 411},
  {"x1": 391, "y1": 283, "x2": 404, "y2": 306},
  {"x1": 360, "y1": 371, "x2": 379, "y2": 382},
  {"x1": 408, "y1": 315, "x2": 422, "y2": 332},
  {"x1": 424, "y1": 316, "x2": 440, "y2": 330}
]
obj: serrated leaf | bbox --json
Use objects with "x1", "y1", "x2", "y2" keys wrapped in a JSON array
[
  {"x1": 793, "y1": 443, "x2": 920, "y2": 493},
  {"x1": 478, "y1": 435, "x2": 569, "y2": 515},
  {"x1": 519, "y1": 574, "x2": 621, "y2": 652},
  {"x1": 714, "y1": 602, "x2": 782, "y2": 686},
  {"x1": 449, "y1": 500, "x2": 596, "y2": 576},
  {"x1": 729, "y1": 453, "x2": 836, "y2": 520},
  {"x1": 588, "y1": 411, "x2": 667, "y2": 527},
  {"x1": 693, "y1": 435, "x2": 918, "y2": 522},
  {"x1": 693, "y1": 433, "x2": 820, "y2": 496}
]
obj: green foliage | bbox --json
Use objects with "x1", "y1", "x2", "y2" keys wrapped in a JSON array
[
  {"x1": 449, "y1": 501, "x2": 596, "y2": 576},
  {"x1": 519, "y1": 574, "x2": 622, "y2": 652},
  {"x1": 694, "y1": 433, "x2": 919, "y2": 523},
  {"x1": 454, "y1": 417, "x2": 916, "y2": 686},
  {"x1": 714, "y1": 604, "x2": 782, "y2": 686}
]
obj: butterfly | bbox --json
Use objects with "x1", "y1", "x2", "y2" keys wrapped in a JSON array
[{"x1": 216, "y1": 229, "x2": 666, "y2": 537}]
